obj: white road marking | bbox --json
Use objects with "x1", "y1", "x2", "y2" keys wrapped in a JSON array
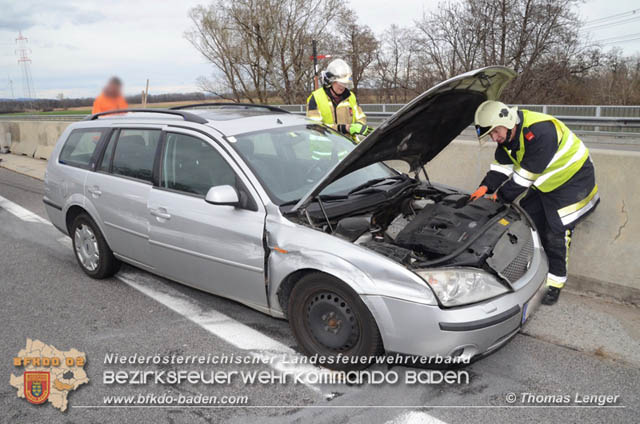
[
  {"x1": 386, "y1": 411, "x2": 448, "y2": 424},
  {"x1": 0, "y1": 194, "x2": 51, "y2": 225},
  {"x1": 116, "y1": 269, "x2": 335, "y2": 397},
  {"x1": 57, "y1": 236, "x2": 72, "y2": 249}
]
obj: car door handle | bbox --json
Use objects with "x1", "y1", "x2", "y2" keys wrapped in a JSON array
[
  {"x1": 149, "y1": 207, "x2": 171, "y2": 220},
  {"x1": 87, "y1": 185, "x2": 102, "y2": 197}
]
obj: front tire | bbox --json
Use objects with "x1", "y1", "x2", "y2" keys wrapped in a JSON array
[
  {"x1": 288, "y1": 273, "x2": 384, "y2": 370},
  {"x1": 70, "y1": 213, "x2": 120, "y2": 279}
]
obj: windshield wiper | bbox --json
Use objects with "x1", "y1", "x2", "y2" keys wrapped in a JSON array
[
  {"x1": 280, "y1": 193, "x2": 347, "y2": 208},
  {"x1": 347, "y1": 175, "x2": 406, "y2": 195}
]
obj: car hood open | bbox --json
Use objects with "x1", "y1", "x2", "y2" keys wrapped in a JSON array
[{"x1": 292, "y1": 66, "x2": 516, "y2": 212}]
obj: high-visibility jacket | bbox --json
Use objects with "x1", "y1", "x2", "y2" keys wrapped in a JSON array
[
  {"x1": 92, "y1": 93, "x2": 128, "y2": 114},
  {"x1": 484, "y1": 109, "x2": 599, "y2": 229},
  {"x1": 306, "y1": 87, "x2": 366, "y2": 143}
]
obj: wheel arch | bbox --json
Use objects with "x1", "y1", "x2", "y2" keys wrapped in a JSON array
[{"x1": 64, "y1": 203, "x2": 112, "y2": 249}]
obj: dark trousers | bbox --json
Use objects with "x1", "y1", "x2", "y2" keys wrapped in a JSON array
[{"x1": 520, "y1": 190, "x2": 572, "y2": 281}]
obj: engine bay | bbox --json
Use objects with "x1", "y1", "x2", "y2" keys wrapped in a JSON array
[
  {"x1": 326, "y1": 183, "x2": 526, "y2": 271},
  {"x1": 285, "y1": 174, "x2": 533, "y2": 281}
]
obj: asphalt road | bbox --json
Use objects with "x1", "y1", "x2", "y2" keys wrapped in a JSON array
[{"x1": 0, "y1": 167, "x2": 638, "y2": 424}]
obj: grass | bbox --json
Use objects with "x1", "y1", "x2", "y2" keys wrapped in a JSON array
[{"x1": 3, "y1": 109, "x2": 92, "y2": 116}]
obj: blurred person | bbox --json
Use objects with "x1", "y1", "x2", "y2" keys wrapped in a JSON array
[{"x1": 92, "y1": 77, "x2": 128, "y2": 114}]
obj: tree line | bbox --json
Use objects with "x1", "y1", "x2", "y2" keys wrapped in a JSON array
[
  {"x1": 186, "y1": 0, "x2": 640, "y2": 105},
  {"x1": 0, "y1": 92, "x2": 207, "y2": 114}
]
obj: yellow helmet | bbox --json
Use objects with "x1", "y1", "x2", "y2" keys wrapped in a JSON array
[{"x1": 474, "y1": 100, "x2": 518, "y2": 142}]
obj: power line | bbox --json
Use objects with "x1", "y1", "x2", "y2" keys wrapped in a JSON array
[
  {"x1": 596, "y1": 32, "x2": 640, "y2": 43},
  {"x1": 582, "y1": 15, "x2": 640, "y2": 32},
  {"x1": 600, "y1": 36, "x2": 640, "y2": 46},
  {"x1": 584, "y1": 8, "x2": 639, "y2": 26}
]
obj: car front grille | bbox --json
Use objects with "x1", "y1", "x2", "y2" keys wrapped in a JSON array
[{"x1": 500, "y1": 231, "x2": 534, "y2": 283}]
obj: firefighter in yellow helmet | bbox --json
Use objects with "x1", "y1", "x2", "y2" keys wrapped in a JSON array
[
  {"x1": 306, "y1": 59, "x2": 372, "y2": 143},
  {"x1": 471, "y1": 100, "x2": 599, "y2": 305}
]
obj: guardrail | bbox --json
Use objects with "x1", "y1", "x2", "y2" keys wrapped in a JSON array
[
  {"x1": 0, "y1": 114, "x2": 85, "y2": 121},
  {"x1": 2, "y1": 103, "x2": 640, "y2": 137},
  {"x1": 276, "y1": 104, "x2": 640, "y2": 137}
]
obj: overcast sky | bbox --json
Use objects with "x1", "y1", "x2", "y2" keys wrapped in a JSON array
[{"x1": 0, "y1": 0, "x2": 638, "y2": 99}]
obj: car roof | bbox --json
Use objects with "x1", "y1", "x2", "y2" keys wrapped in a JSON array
[{"x1": 83, "y1": 108, "x2": 312, "y2": 137}]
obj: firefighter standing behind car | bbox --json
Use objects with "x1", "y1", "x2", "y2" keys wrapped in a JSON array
[
  {"x1": 306, "y1": 59, "x2": 372, "y2": 144},
  {"x1": 470, "y1": 101, "x2": 599, "y2": 305}
]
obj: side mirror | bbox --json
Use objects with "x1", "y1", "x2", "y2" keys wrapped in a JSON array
[{"x1": 205, "y1": 185, "x2": 240, "y2": 207}]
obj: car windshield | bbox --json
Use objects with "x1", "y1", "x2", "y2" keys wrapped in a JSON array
[{"x1": 231, "y1": 125, "x2": 395, "y2": 205}]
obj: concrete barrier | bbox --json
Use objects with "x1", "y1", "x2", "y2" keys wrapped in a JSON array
[
  {"x1": 0, "y1": 121, "x2": 70, "y2": 159},
  {"x1": 391, "y1": 140, "x2": 640, "y2": 303}
]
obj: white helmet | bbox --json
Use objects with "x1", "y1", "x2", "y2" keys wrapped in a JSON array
[
  {"x1": 474, "y1": 100, "x2": 518, "y2": 142},
  {"x1": 323, "y1": 59, "x2": 353, "y2": 88}
]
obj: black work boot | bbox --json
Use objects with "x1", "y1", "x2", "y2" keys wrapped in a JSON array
[{"x1": 541, "y1": 287, "x2": 561, "y2": 305}]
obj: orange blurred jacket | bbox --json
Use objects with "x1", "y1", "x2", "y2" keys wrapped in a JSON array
[{"x1": 92, "y1": 93, "x2": 128, "y2": 114}]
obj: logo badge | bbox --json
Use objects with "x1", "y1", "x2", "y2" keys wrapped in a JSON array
[{"x1": 24, "y1": 371, "x2": 50, "y2": 404}]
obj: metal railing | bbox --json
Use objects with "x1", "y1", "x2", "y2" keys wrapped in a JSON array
[
  {"x1": 2, "y1": 104, "x2": 640, "y2": 137},
  {"x1": 276, "y1": 103, "x2": 640, "y2": 137}
]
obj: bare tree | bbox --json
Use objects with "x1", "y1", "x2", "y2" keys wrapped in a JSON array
[
  {"x1": 186, "y1": 0, "x2": 345, "y2": 104},
  {"x1": 372, "y1": 25, "x2": 421, "y2": 103},
  {"x1": 336, "y1": 14, "x2": 378, "y2": 92},
  {"x1": 415, "y1": 0, "x2": 588, "y2": 102}
]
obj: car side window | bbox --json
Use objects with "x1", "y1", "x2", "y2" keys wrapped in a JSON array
[
  {"x1": 98, "y1": 130, "x2": 119, "y2": 172},
  {"x1": 161, "y1": 133, "x2": 236, "y2": 196},
  {"x1": 59, "y1": 128, "x2": 106, "y2": 168},
  {"x1": 111, "y1": 129, "x2": 161, "y2": 182}
]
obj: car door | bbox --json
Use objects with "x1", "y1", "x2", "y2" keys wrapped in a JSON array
[
  {"x1": 85, "y1": 127, "x2": 162, "y2": 269},
  {"x1": 147, "y1": 128, "x2": 268, "y2": 309}
]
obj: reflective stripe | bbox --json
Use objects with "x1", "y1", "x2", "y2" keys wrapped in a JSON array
[
  {"x1": 306, "y1": 109, "x2": 323, "y2": 122},
  {"x1": 513, "y1": 172, "x2": 533, "y2": 187},
  {"x1": 534, "y1": 142, "x2": 587, "y2": 187},
  {"x1": 560, "y1": 191, "x2": 600, "y2": 225},
  {"x1": 548, "y1": 132, "x2": 576, "y2": 169},
  {"x1": 490, "y1": 163, "x2": 513, "y2": 176},
  {"x1": 558, "y1": 184, "x2": 599, "y2": 217},
  {"x1": 546, "y1": 273, "x2": 567, "y2": 288},
  {"x1": 514, "y1": 166, "x2": 540, "y2": 181},
  {"x1": 564, "y1": 229, "x2": 571, "y2": 270}
]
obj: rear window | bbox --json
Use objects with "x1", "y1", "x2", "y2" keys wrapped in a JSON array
[
  {"x1": 59, "y1": 128, "x2": 106, "y2": 168},
  {"x1": 112, "y1": 129, "x2": 161, "y2": 182}
]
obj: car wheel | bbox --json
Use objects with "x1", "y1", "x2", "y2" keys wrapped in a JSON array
[
  {"x1": 288, "y1": 272, "x2": 384, "y2": 370},
  {"x1": 71, "y1": 213, "x2": 120, "y2": 279}
]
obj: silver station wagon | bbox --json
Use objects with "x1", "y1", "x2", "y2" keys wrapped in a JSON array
[{"x1": 44, "y1": 66, "x2": 548, "y2": 370}]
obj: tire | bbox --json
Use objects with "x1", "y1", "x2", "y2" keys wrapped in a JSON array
[
  {"x1": 288, "y1": 272, "x2": 384, "y2": 370},
  {"x1": 70, "y1": 213, "x2": 120, "y2": 279}
]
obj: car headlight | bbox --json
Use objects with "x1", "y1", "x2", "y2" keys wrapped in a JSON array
[{"x1": 415, "y1": 268, "x2": 509, "y2": 307}]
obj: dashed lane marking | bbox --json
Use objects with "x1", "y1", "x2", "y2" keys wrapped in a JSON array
[
  {"x1": 116, "y1": 270, "x2": 336, "y2": 397},
  {"x1": 0, "y1": 194, "x2": 51, "y2": 225}
]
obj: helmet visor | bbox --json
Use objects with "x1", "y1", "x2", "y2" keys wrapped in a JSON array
[
  {"x1": 334, "y1": 76, "x2": 353, "y2": 89},
  {"x1": 475, "y1": 124, "x2": 492, "y2": 140}
]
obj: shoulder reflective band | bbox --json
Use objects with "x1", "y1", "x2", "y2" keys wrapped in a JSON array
[
  {"x1": 490, "y1": 163, "x2": 514, "y2": 176},
  {"x1": 558, "y1": 184, "x2": 599, "y2": 226}
]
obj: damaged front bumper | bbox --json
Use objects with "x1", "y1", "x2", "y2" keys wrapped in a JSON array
[{"x1": 360, "y1": 243, "x2": 549, "y2": 360}]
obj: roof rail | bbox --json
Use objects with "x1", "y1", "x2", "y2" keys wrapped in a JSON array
[
  {"x1": 169, "y1": 102, "x2": 290, "y2": 114},
  {"x1": 84, "y1": 108, "x2": 209, "y2": 124}
]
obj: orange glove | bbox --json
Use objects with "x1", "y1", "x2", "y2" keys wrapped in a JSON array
[
  {"x1": 488, "y1": 192, "x2": 498, "y2": 201},
  {"x1": 469, "y1": 185, "x2": 488, "y2": 201}
]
